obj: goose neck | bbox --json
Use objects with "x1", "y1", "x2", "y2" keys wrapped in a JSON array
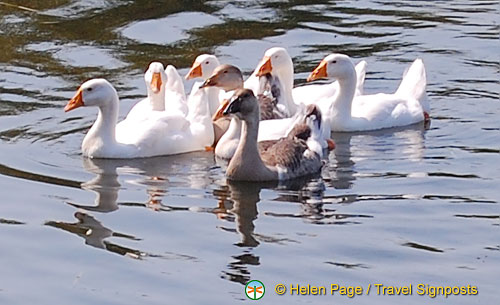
[
  {"x1": 226, "y1": 117, "x2": 242, "y2": 139},
  {"x1": 187, "y1": 86, "x2": 212, "y2": 121},
  {"x1": 232, "y1": 115, "x2": 263, "y2": 167},
  {"x1": 332, "y1": 74, "x2": 357, "y2": 118},
  {"x1": 276, "y1": 69, "x2": 297, "y2": 115},
  {"x1": 148, "y1": 88, "x2": 166, "y2": 111},
  {"x1": 207, "y1": 87, "x2": 221, "y2": 117},
  {"x1": 88, "y1": 95, "x2": 119, "y2": 144}
]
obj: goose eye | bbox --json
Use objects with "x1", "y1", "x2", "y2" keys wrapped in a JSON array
[
  {"x1": 223, "y1": 70, "x2": 228, "y2": 74},
  {"x1": 87, "y1": 87, "x2": 93, "y2": 92},
  {"x1": 332, "y1": 60, "x2": 337, "y2": 64},
  {"x1": 205, "y1": 61, "x2": 209, "y2": 65}
]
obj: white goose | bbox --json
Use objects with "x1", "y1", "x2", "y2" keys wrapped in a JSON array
[
  {"x1": 253, "y1": 47, "x2": 367, "y2": 116},
  {"x1": 254, "y1": 47, "x2": 297, "y2": 116},
  {"x1": 65, "y1": 78, "x2": 213, "y2": 158},
  {"x1": 307, "y1": 54, "x2": 428, "y2": 132},
  {"x1": 223, "y1": 89, "x2": 323, "y2": 181},
  {"x1": 185, "y1": 54, "x2": 222, "y2": 116}
]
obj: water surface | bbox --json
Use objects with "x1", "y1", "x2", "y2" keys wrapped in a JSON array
[{"x1": 0, "y1": 1, "x2": 498, "y2": 304}]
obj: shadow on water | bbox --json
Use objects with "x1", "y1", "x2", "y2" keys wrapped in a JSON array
[{"x1": 0, "y1": 162, "x2": 82, "y2": 188}]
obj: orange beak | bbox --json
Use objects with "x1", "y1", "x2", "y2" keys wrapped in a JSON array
[
  {"x1": 150, "y1": 72, "x2": 162, "y2": 93},
  {"x1": 212, "y1": 99, "x2": 230, "y2": 121},
  {"x1": 64, "y1": 88, "x2": 84, "y2": 112},
  {"x1": 255, "y1": 56, "x2": 272, "y2": 76},
  {"x1": 185, "y1": 62, "x2": 202, "y2": 80},
  {"x1": 307, "y1": 60, "x2": 328, "y2": 82}
]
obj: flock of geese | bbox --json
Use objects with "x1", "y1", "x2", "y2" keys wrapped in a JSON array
[{"x1": 65, "y1": 47, "x2": 428, "y2": 182}]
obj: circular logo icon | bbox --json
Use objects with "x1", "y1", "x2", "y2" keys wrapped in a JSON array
[{"x1": 245, "y1": 280, "x2": 265, "y2": 300}]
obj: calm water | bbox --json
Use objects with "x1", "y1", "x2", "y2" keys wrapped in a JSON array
[{"x1": 0, "y1": 1, "x2": 498, "y2": 304}]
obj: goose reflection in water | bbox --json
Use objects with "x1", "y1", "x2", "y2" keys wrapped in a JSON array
[
  {"x1": 70, "y1": 151, "x2": 216, "y2": 213},
  {"x1": 218, "y1": 180, "x2": 270, "y2": 284},
  {"x1": 66, "y1": 158, "x2": 121, "y2": 213},
  {"x1": 260, "y1": 175, "x2": 373, "y2": 225},
  {"x1": 220, "y1": 178, "x2": 324, "y2": 284},
  {"x1": 322, "y1": 122, "x2": 430, "y2": 208},
  {"x1": 66, "y1": 157, "x2": 169, "y2": 213},
  {"x1": 321, "y1": 122, "x2": 427, "y2": 205},
  {"x1": 44, "y1": 151, "x2": 220, "y2": 258},
  {"x1": 45, "y1": 212, "x2": 143, "y2": 258}
]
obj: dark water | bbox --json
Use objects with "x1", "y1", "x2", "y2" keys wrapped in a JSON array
[{"x1": 0, "y1": 1, "x2": 498, "y2": 304}]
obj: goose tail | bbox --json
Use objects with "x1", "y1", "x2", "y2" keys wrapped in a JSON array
[
  {"x1": 395, "y1": 59, "x2": 428, "y2": 112},
  {"x1": 354, "y1": 60, "x2": 367, "y2": 96},
  {"x1": 165, "y1": 65, "x2": 187, "y2": 101}
]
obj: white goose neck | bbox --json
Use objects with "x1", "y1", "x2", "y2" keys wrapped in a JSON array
[
  {"x1": 86, "y1": 95, "x2": 119, "y2": 145},
  {"x1": 332, "y1": 70, "x2": 357, "y2": 118},
  {"x1": 207, "y1": 86, "x2": 221, "y2": 116},
  {"x1": 225, "y1": 117, "x2": 242, "y2": 140},
  {"x1": 276, "y1": 68, "x2": 297, "y2": 115},
  {"x1": 187, "y1": 86, "x2": 212, "y2": 121},
  {"x1": 147, "y1": 87, "x2": 166, "y2": 111}
]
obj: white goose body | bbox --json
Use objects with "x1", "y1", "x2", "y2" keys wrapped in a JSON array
[
  {"x1": 65, "y1": 78, "x2": 213, "y2": 159},
  {"x1": 308, "y1": 54, "x2": 428, "y2": 132}
]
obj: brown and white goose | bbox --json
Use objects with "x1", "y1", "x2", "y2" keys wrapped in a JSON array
[
  {"x1": 214, "y1": 98, "x2": 333, "y2": 160},
  {"x1": 201, "y1": 64, "x2": 285, "y2": 120},
  {"x1": 222, "y1": 89, "x2": 323, "y2": 181}
]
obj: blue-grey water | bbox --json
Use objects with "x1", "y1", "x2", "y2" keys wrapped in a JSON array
[{"x1": 0, "y1": 1, "x2": 498, "y2": 304}]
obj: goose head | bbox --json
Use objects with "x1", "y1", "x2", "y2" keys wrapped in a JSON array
[
  {"x1": 200, "y1": 64, "x2": 244, "y2": 92},
  {"x1": 304, "y1": 104, "x2": 322, "y2": 130},
  {"x1": 223, "y1": 89, "x2": 259, "y2": 122},
  {"x1": 185, "y1": 54, "x2": 221, "y2": 80},
  {"x1": 65, "y1": 79, "x2": 117, "y2": 112},
  {"x1": 255, "y1": 47, "x2": 293, "y2": 78},
  {"x1": 307, "y1": 54, "x2": 355, "y2": 82},
  {"x1": 144, "y1": 62, "x2": 167, "y2": 94}
]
